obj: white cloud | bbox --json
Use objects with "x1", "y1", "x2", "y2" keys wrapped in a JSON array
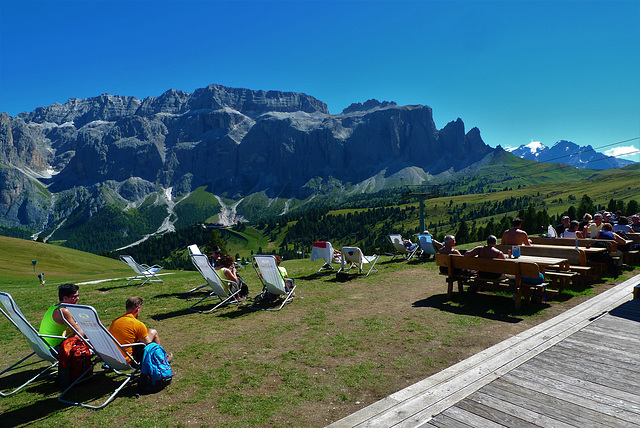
[{"x1": 605, "y1": 145, "x2": 639, "y2": 161}]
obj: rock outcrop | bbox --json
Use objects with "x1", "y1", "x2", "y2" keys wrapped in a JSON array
[{"x1": 0, "y1": 83, "x2": 493, "y2": 235}]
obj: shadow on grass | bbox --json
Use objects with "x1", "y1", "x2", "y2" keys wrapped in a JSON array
[
  {"x1": 97, "y1": 282, "x2": 142, "y2": 292},
  {"x1": 2, "y1": 396, "x2": 64, "y2": 426},
  {"x1": 296, "y1": 271, "x2": 335, "y2": 280},
  {"x1": 151, "y1": 301, "x2": 255, "y2": 320},
  {"x1": 414, "y1": 292, "x2": 550, "y2": 323},
  {"x1": 3, "y1": 371, "x2": 141, "y2": 425}
]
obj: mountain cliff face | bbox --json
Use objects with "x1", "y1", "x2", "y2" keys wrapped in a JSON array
[
  {"x1": 506, "y1": 140, "x2": 634, "y2": 170},
  {"x1": 0, "y1": 83, "x2": 493, "y2": 248}
]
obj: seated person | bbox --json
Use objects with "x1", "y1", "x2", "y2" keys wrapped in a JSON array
[
  {"x1": 501, "y1": 218, "x2": 532, "y2": 246},
  {"x1": 465, "y1": 235, "x2": 506, "y2": 279},
  {"x1": 109, "y1": 296, "x2": 170, "y2": 365},
  {"x1": 562, "y1": 220, "x2": 583, "y2": 239},
  {"x1": 596, "y1": 223, "x2": 628, "y2": 245},
  {"x1": 438, "y1": 235, "x2": 468, "y2": 275},
  {"x1": 274, "y1": 255, "x2": 294, "y2": 293},
  {"x1": 216, "y1": 255, "x2": 248, "y2": 301},
  {"x1": 587, "y1": 213, "x2": 604, "y2": 238},
  {"x1": 579, "y1": 213, "x2": 592, "y2": 232},
  {"x1": 613, "y1": 216, "x2": 631, "y2": 234},
  {"x1": 631, "y1": 215, "x2": 640, "y2": 233},
  {"x1": 209, "y1": 246, "x2": 222, "y2": 268},
  {"x1": 403, "y1": 239, "x2": 417, "y2": 252},
  {"x1": 556, "y1": 216, "x2": 570, "y2": 236},
  {"x1": 39, "y1": 283, "x2": 86, "y2": 350}
]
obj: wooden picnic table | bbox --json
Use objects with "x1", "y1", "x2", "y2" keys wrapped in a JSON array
[
  {"x1": 507, "y1": 254, "x2": 569, "y2": 273},
  {"x1": 526, "y1": 243, "x2": 607, "y2": 256}
]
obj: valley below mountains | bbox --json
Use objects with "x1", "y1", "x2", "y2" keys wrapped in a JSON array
[{"x1": 0, "y1": 83, "x2": 499, "y2": 252}]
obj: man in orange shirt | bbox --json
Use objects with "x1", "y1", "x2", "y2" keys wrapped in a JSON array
[{"x1": 109, "y1": 296, "x2": 171, "y2": 364}]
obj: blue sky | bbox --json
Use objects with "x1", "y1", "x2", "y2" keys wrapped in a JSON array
[{"x1": 1, "y1": 0, "x2": 639, "y2": 161}]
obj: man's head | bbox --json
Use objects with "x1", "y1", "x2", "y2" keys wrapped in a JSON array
[
  {"x1": 594, "y1": 213, "x2": 603, "y2": 225},
  {"x1": 632, "y1": 215, "x2": 639, "y2": 225},
  {"x1": 444, "y1": 235, "x2": 456, "y2": 247},
  {"x1": 618, "y1": 216, "x2": 629, "y2": 226},
  {"x1": 511, "y1": 218, "x2": 523, "y2": 228},
  {"x1": 211, "y1": 246, "x2": 222, "y2": 259},
  {"x1": 486, "y1": 235, "x2": 498, "y2": 246},
  {"x1": 603, "y1": 212, "x2": 611, "y2": 222},
  {"x1": 125, "y1": 296, "x2": 144, "y2": 316},
  {"x1": 583, "y1": 213, "x2": 592, "y2": 222},
  {"x1": 58, "y1": 283, "x2": 79, "y2": 303},
  {"x1": 602, "y1": 223, "x2": 613, "y2": 232},
  {"x1": 561, "y1": 216, "x2": 570, "y2": 226}
]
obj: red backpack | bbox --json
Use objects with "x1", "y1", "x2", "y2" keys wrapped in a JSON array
[{"x1": 58, "y1": 337, "x2": 93, "y2": 389}]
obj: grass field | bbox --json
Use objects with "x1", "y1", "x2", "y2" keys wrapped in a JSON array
[{"x1": 1, "y1": 236, "x2": 638, "y2": 427}]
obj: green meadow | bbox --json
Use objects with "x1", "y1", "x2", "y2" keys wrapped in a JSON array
[{"x1": 1, "y1": 235, "x2": 638, "y2": 427}]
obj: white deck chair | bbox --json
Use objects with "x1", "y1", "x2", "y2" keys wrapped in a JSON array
[
  {"x1": 417, "y1": 233, "x2": 437, "y2": 258},
  {"x1": 0, "y1": 292, "x2": 63, "y2": 396},
  {"x1": 388, "y1": 234, "x2": 419, "y2": 260},
  {"x1": 251, "y1": 255, "x2": 295, "y2": 311},
  {"x1": 188, "y1": 253, "x2": 242, "y2": 313},
  {"x1": 339, "y1": 246, "x2": 379, "y2": 277},
  {"x1": 310, "y1": 241, "x2": 340, "y2": 272},
  {"x1": 57, "y1": 303, "x2": 145, "y2": 409},
  {"x1": 183, "y1": 244, "x2": 211, "y2": 295},
  {"x1": 119, "y1": 255, "x2": 164, "y2": 286}
]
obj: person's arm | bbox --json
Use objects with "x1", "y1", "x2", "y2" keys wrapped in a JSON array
[
  {"x1": 60, "y1": 307, "x2": 86, "y2": 338},
  {"x1": 224, "y1": 267, "x2": 238, "y2": 283},
  {"x1": 464, "y1": 247, "x2": 479, "y2": 257},
  {"x1": 613, "y1": 232, "x2": 627, "y2": 245},
  {"x1": 496, "y1": 251, "x2": 506, "y2": 260},
  {"x1": 523, "y1": 232, "x2": 531, "y2": 246}
]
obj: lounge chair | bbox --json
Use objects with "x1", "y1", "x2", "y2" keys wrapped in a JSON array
[
  {"x1": 417, "y1": 233, "x2": 437, "y2": 258},
  {"x1": 0, "y1": 292, "x2": 62, "y2": 397},
  {"x1": 338, "y1": 246, "x2": 379, "y2": 277},
  {"x1": 310, "y1": 241, "x2": 340, "y2": 272},
  {"x1": 57, "y1": 303, "x2": 145, "y2": 409},
  {"x1": 187, "y1": 253, "x2": 243, "y2": 313},
  {"x1": 119, "y1": 255, "x2": 164, "y2": 286},
  {"x1": 251, "y1": 255, "x2": 295, "y2": 311},
  {"x1": 388, "y1": 234, "x2": 419, "y2": 260},
  {"x1": 183, "y1": 244, "x2": 212, "y2": 295}
]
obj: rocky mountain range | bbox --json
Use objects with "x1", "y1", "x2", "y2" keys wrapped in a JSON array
[
  {"x1": 506, "y1": 140, "x2": 634, "y2": 169},
  {"x1": 1, "y1": 83, "x2": 496, "y2": 251}
]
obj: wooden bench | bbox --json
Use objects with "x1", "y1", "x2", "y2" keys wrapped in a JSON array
[
  {"x1": 497, "y1": 245, "x2": 588, "y2": 288},
  {"x1": 435, "y1": 254, "x2": 550, "y2": 310}
]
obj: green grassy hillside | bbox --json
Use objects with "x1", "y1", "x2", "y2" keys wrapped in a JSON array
[{"x1": 0, "y1": 235, "x2": 132, "y2": 287}]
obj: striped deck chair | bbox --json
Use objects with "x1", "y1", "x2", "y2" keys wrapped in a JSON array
[
  {"x1": 0, "y1": 292, "x2": 62, "y2": 396},
  {"x1": 338, "y1": 246, "x2": 379, "y2": 277},
  {"x1": 310, "y1": 241, "x2": 340, "y2": 272},
  {"x1": 389, "y1": 234, "x2": 419, "y2": 260},
  {"x1": 57, "y1": 304, "x2": 145, "y2": 409},
  {"x1": 251, "y1": 255, "x2": 295, "y2": 311},
  {"x1": 187, "y1": 252, "x2": 243, "y2": 313},
  {"x1": 119, "y1": 255, "x2": 164, "y2": 286}
]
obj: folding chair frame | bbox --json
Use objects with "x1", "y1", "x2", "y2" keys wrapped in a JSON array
[
  {"x1": 251, "y1": 255, "x2": 296, "y2": 311},
  {"x1": 338, "y1": 247, "x2": 380, "y2": 277},
  {"x1": 119, "y1": 255, "x2": 164, "y2": 286},
  {"x1": 57, "y1": 303, "x2": 144, "y2": 409},
  {"x1": 187, "y1": 253, "x2": 243, "y2": 313},
  {"x1": 0, "y1": 292, "x2": 63, "y2": 397},
  {"x1": 388, "y1": 235, "x2": 419, "y2": 261}
]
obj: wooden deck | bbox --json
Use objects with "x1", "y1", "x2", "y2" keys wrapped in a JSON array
[{"x1": 328, "y1": 274, "x2": 640, "y2": 428}]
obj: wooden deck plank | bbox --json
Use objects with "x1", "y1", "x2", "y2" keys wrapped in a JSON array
[
  {"x1": 481, "y1": 380, "x2": 614, "y2": 428},
  {"x1": 432, "y1": 406, "x2": 506, "y2": 428},
  {"x1": 465, "y1": 389, "x2": 575, "y2": 427},
  {"x1": 503, "y1": 369, "x2": 640, "y2": 420},
  {"x1": 531, "y1": 351, "x2": 640, "y2": 394},
  {"x1": 511, "y1": 357, "x2": 640, "y2": 407},
  {"x1": 423, "y1": 413, "x2": 475, "y2": 428}
]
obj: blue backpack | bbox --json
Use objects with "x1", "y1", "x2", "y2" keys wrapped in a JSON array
[{"x1": 138, "y1": 343, "x2": 172, "y2": 393}]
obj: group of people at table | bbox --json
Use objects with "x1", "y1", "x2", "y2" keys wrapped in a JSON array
[{"x1": 437, "y1": 212, "x2": 640, "y2": 284}]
